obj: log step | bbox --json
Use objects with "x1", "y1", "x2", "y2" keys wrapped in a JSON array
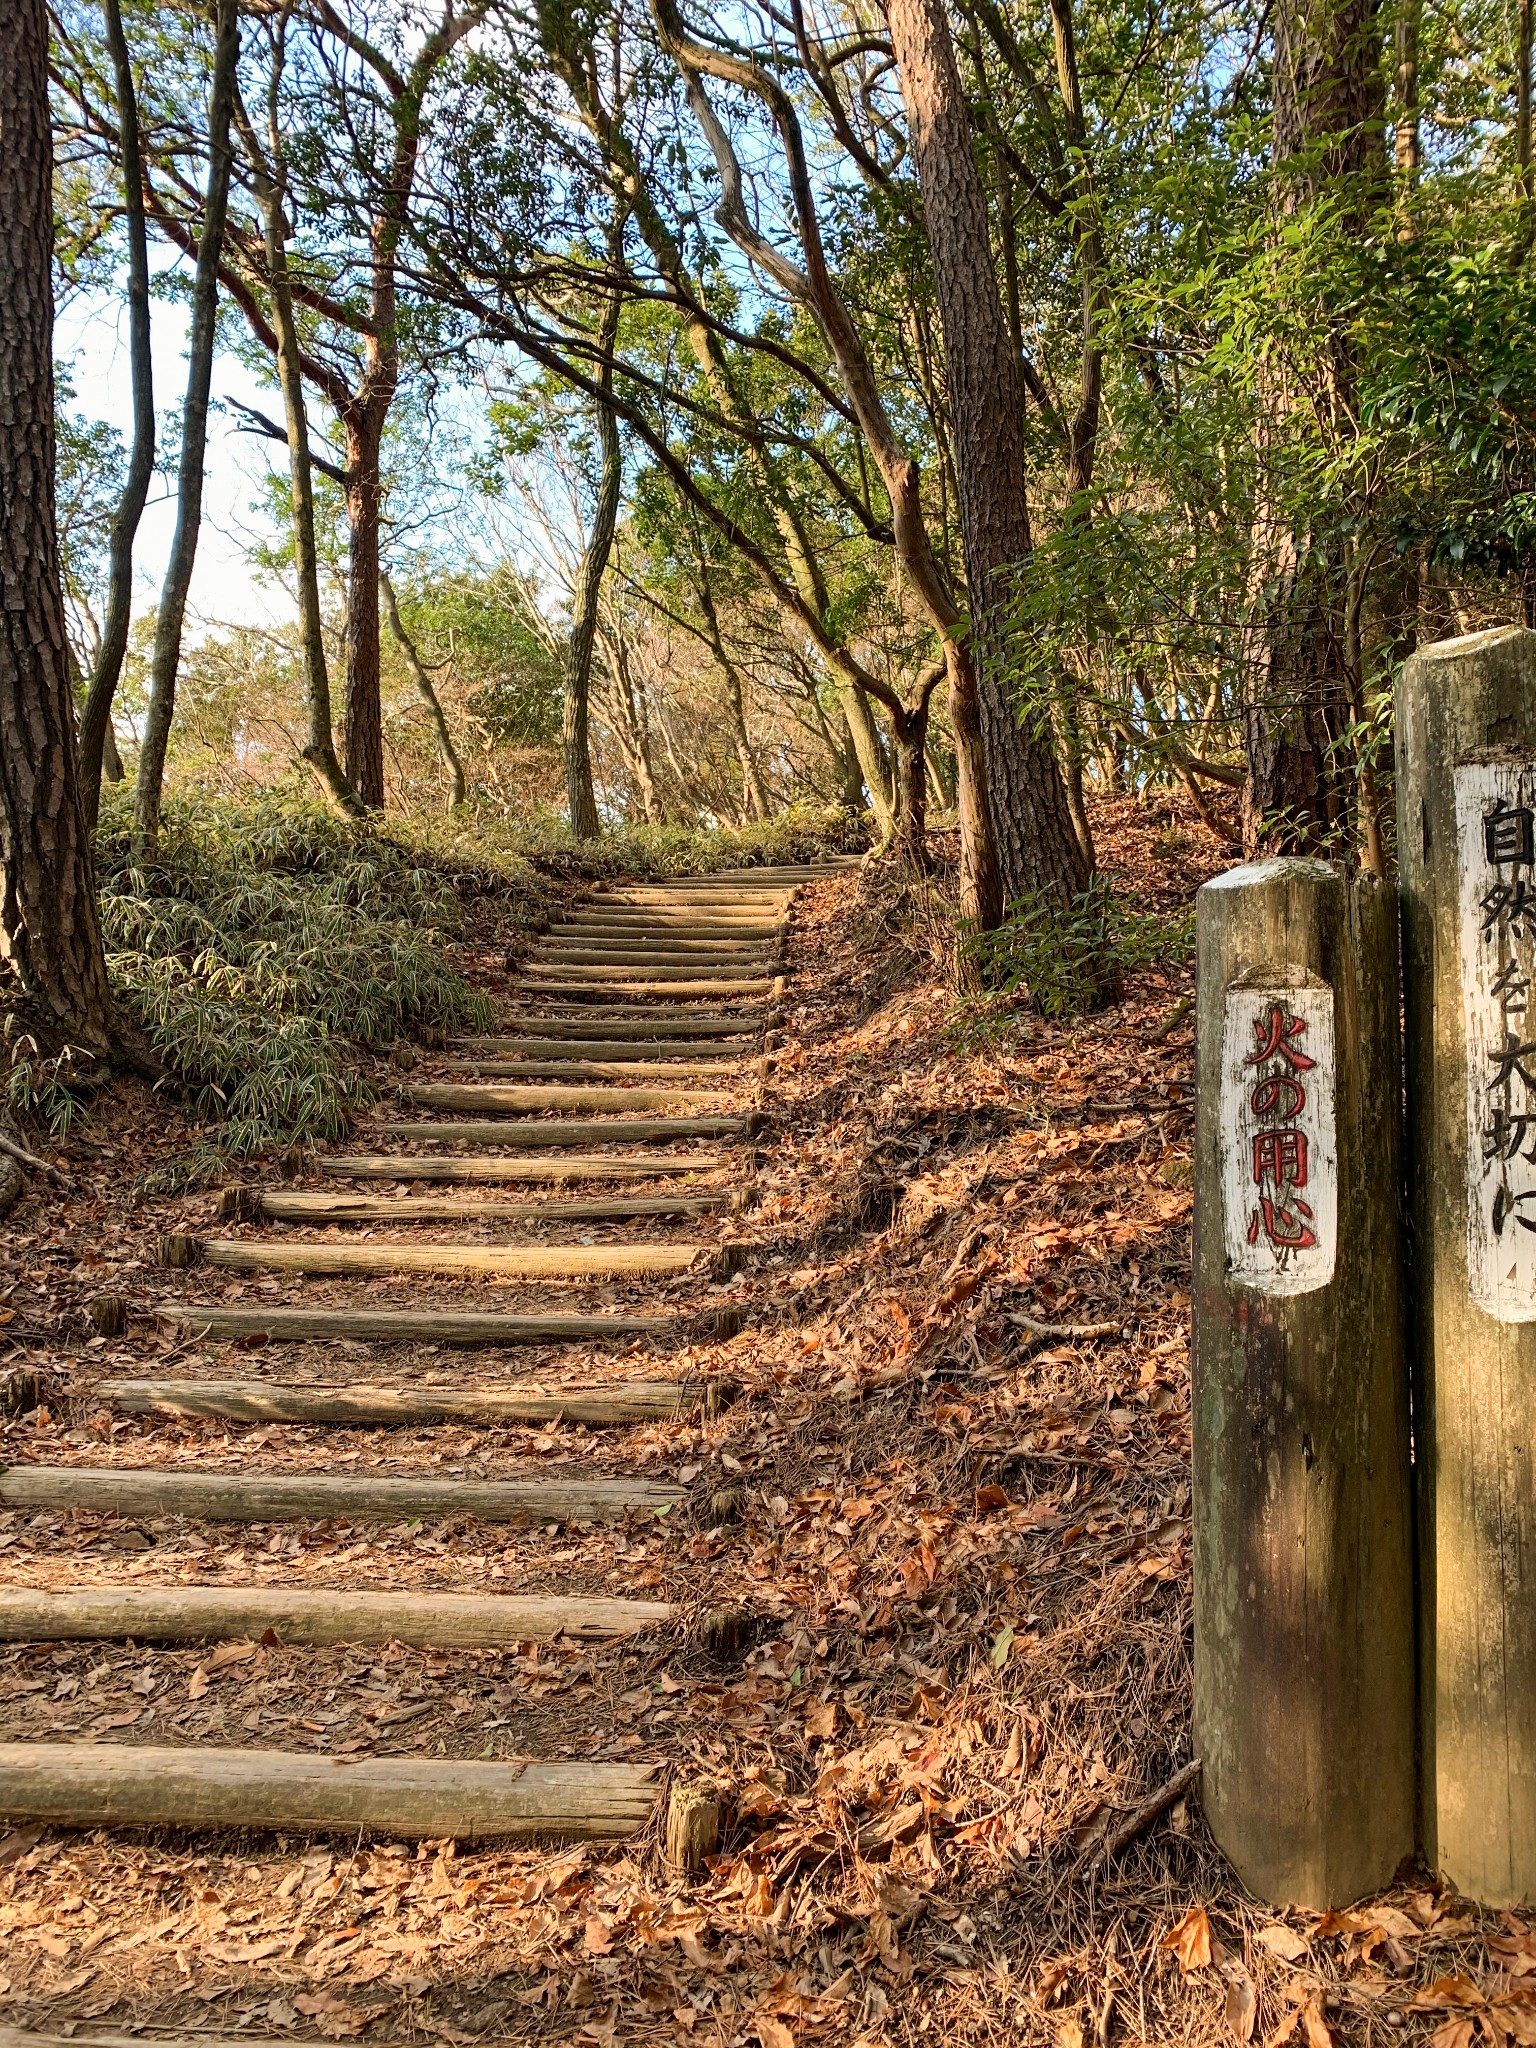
[
  {"x1": 457, "y1": 1036, "x2": 755, "y2": 1059},
  {"x1": 0, "y1": 1744, "x2": 657, "y2": 1841},
  {"x1": 376, "y1": 1116, "x2": 750, "y2": 1146},
  {"x1": 548, "y1": 923, "x2": 784, "y2": 940},
  {"x1": 0, "y1": 1585, "x2": 673, "y2": 1647},
  {"x1": 157, "y1": 1304, "x2": 680, "y2": 1343},
  {"x1": 463, "y1": 1018, "x2": 764, "y2": 1040},
  {"x1": 523, "y1": 964, "x2": 777, "y2": 986},
  {"x1": 99, "y1": 1374, "x2": 732, "y2": 1425},
  {"x1": 534, "y1": 946, "x2": 780, "y2": 965},
  {"x1": 441, "y1": 1059, "x2": 744, "y2": 1080},
  {"x1": 319, "y1": 1151, "x2": 730, "y2": 1182},
  {"x1": 222, "y1": 1189, "x2": 730, "y2": 1223},
  {"x1": 403, "y1": 1082, "x2": 728, "y2": 1115},
  {"x1": 516, "y1": 980, "x2": 776, "y2": 1002},
  {"x1": 0, "y1": 1465, "x2": 687, "y2": 1524},
  {"x1": 169, "y1": 1238, "x2": 722, "y2": 1282}
]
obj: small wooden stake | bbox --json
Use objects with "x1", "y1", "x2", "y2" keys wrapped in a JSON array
[
  {"x1": 156, "y1": 1234, "x2": 202, "y2": 1269},
  {"x1": 87, "y1": 1295, "x2": 128, "y2": 1337},
  {"x1": 1193, "y1": 858, "x2": 1413, "y2": 1908},
  {"x1": 665, "y1": 1780, "x2": 722, "y2": 1875}
]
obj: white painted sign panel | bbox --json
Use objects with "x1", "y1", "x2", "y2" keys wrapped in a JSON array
[
  {"x1": 1220, "y1": 985, "x2": 1337, "y2": 1295},
  {"x1": 1455, "y1": 758, "x2": 1536, "y2": 1320}
]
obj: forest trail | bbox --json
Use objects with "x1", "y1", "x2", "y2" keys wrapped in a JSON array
[{"x1": 0, "y1": 862, "x2": 851, "y2": 1848}]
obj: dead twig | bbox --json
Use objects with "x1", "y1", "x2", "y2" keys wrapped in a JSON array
[
  {"x1": 1078, "y1": 1758, "x2": 1202, "y2": 1872},
  {"x1": 1008, "y1": 1312, "x2": 1122, "y2": 1342},
  {"x1": 1146, "y1": 995, "x2": 1192, "y2": 1044}
]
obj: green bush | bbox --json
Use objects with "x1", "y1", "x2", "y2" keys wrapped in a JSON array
[
  {"x1": 959, "y1": 878, "x2": 1194, "y2": 1020},
  {"x1": 93, "y1": 789, "x2": 494, "y2": 1177}
]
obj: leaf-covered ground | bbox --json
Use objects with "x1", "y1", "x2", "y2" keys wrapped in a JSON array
[{"x1": 0, "y1": 795, "x2": 1519, "y2": 2046}]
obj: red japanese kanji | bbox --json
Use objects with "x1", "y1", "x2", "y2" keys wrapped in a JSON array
[
  {"x1": 1252, "y1": 1127, "x2": 1309, "y2": 1188},
  {"x1": 1246, "y1": 1195, "x2": 1319, "y2": 1251},
  {"x1": 1249, "y1": 1073, "x2": 1307, "y2": 1120},
  {"x1": 1245, "y1": 1003, "x2": 1316, "y2": 1073}
]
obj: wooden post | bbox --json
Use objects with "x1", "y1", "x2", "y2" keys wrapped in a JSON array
[
  {"x1": 1398, "y1": 625, "x2": 1536, "y2": 1903},
  {"x1": 1193, "y1": 857, "x2": 1413, "y2": 1907}
]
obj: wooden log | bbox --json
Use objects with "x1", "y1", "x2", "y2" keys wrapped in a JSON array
[
  {"x1": 377, "y1": 1115, "x2": 750, "y2": 1146},
  {"x1": 463, "y1": 1018, "x2": 765, "y2": 1041},
  {"x1": 157, "y1": 1233, "x2": 200, "y2": 1269},
  {"x1": 1397, "y1": 624, "x2": 1536, "y2": 1903},
  {"x1": 320, "y1": 1151, "x2": 728, "y2": 1182},
  {"x1": 234, "y1": 1190, "x2": 729, "y2": 1223},
  {"x1": 157, "y1": 1304, "x2": 674, "y2": 1344},
  {"x1": 1193, "y1": 858, "x2": 1413, "y2": 1908},
  {"x1": 403, "y1": 1082, "x2": 727, "y2": 1114},
  {"x1": 525, "y1": 962, "x2": 776, "y2": 984},
  {"x1": 665, "y1": 1780, "x2": 721, "y2": 1875},
  {"x1": 0, "y1": 1744, "x2": 657, "y2": 1841},
  {"x1": 549, "y1": 924, "x2": 784, "y2": 940},
  {"x1": 0, "y1": 1585, "x2": 673, "y2": 1647},
  {"x1": 516, "y1": 980, "x2": 775, "y2": 1002},
  {"x1": 193, "y1": 1238, "x2": 705, "y2": 1281},
  {"x1": 535, "y1": 943, "x2": 780, "y2": 961},
  {"x1": 456, "y1": 1038, "x2": 754, "y2": 1060},
  {"x1": 0, "y1": 1465, "x2": 687, "y2": 1524},
  {"x1": 99, "y1": 1375, "x2": 736, "y2": 1426},
  {"x1": 443, "y1": 1059, "x2": 742, "y2": 1081}
]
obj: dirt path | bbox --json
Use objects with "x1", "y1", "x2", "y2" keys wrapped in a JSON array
[{"x1": 0, "y1": 863, "x2": 854, "y2": 2016}]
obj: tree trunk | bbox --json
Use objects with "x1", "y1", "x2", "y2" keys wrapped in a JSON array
[
  {"x1": 600, "y1": 626, "x2": 661, "y2": 822},
  {"x1": 886, "y1": 0, "x2": 1089, "y2": 911},
  {"x1": 133, "y1": 0, "x2": 238, "y2": 859},
  {"x1": 564, "y1": 291, "x2": 624, "y2": 842},
  {"x1": 78, "y1": 0, "x2": 153, "y2": 836},
  {"x1": 248, "y1": 139, "x2": 360, "y2": 818},
  {"x1": 382, "y1": 572, "x2": 466, "y2": 809},
  {"x1": 342, "y1": 403, "x2": 386, "y2": 809},
  {"x1": 1241, "y1": 0, "x2": 1384, "y2": 856},
  {"x1": 839, "y1": 684, "x2": 895, "y2": 836},
  {"x1": 0, "y1": 0, "x2": 113, "y2": 1054},
  {"x1": 889, "y1": 699, "x2": 931, "y2": 872}
]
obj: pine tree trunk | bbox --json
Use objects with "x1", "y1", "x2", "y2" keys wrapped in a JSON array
[
  {"x1": 886, "y1": 0, "x2": 1088, "y2": 911},
  {"x1": 0, "y1": 0, "x2": 113, "y2": 1054},
  {"x1": 133, "y1": 0, "x2": 238, "y2": 858},
  {"x1": 78, "y1": 0, "x2": 153, "y2": 836},
  {"x1": 342, "y1": 403, "x2": 386, "y2": 809},
  {"x1": 1242, "y1": 0, "x2": 1384, "y2": 855}
]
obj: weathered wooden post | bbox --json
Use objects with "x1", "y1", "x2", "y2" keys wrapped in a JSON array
[
  {"x1": 1193, "y1": 859, "x2": 1414, "y2": 1907},
  {"x1": 1399, "y1": 625, "x2": 1536, "y2": 1903}
]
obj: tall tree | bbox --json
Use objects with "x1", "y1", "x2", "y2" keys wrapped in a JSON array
[
  {"x1": 1239, "y1": 0, "x2": 1384, "y2": 853},
  {"x1": 0, "y1": 0, "x2": 113, "y2": 1054},
  {"x1": 77, "y1": 0, "x2": 154, "y2": 835},
  {"x1": 232, "y1": 35, "x2": 360, "y2": 816},
  {"x1": 563, "y1": 271, "x2": 624, "y2": 840},
  {"x1": 886, "y1": 0, "x2": 1091, "y2": 912},
  {"x1": 134, "y1": 0, "x2": 239, "y2": 858}
]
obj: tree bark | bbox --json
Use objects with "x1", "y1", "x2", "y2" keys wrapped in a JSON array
[
  {"x1": 0, "y1": 0, "x2": 113, "y2": 1055},
  {"x1": 78, "y1": 0, "x2": 154, "y2": 836},
  {"x1": 342, "y1": 402, "x2": 385, "y2": 808},
  {"x1": 1241, "y1": 0, "x2": 1384, "y2": 855},
  {"x1": 564, "y1": 289, "x2": 624, "y2": 841},
  {"x1": 839, "y1": 683, "x2": 895, "y2": 835},
  {"x1": 133, "y1": 0, "x2": 239, "y2": 859},
  {"x1": 381, "y1": 572, "x2": 465, "y2": 809},
  {"x1": 239, "y1": 90, "x2": 361, "y2": 818},
  {"x1": 886, "y1": 0, "x2": 1089, "y2": 911}
]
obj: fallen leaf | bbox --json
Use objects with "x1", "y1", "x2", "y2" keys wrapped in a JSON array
[
  {"x1": 1161, "y1": 1906, "x2": 1212, "y2": 1975},
  {"x1": 584, "y1": 1917, "x2": 614, "y2": 1956},
  {"x1": 1301, "y1": 1994, "x2": 1333, "y2": 2048},
  {"x1": 1055, "y1": 2018, "x2": 1085, "y2": 2048},
  {"x1": 1431, "y1": 2022, "x2": 1475, "y2": 2048},
  {"x1": 756, "y1": 2021, "x2": 795, "y2": 2048},
  {"x1": 804, "y1": 1698, "x2": 838, "y2": 1740},
  {"x1": 1257, "y1": 1925, "x2": 1308, "y2": 1963},
  {"x1": 0, "y1": 1826, "x2": 43, "y2": 1868},
  {"x1": 1223, "y1": 1965, "x2": 1257, "y2": 2042},
  {"x1": 205, "y1": 1640, "x2": 259, "y2": 1675}
]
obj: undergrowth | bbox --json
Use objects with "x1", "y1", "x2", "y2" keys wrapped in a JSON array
[
  {"x1": 92, "y1": 790, "x2": 494, "y2": 1184},
  {"x1": 2, "y1": 788, "x2": 863, "y2": 1183},
  {"x1": 957, "y1": 877, "x2": 1196, "y2": 1027}
]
